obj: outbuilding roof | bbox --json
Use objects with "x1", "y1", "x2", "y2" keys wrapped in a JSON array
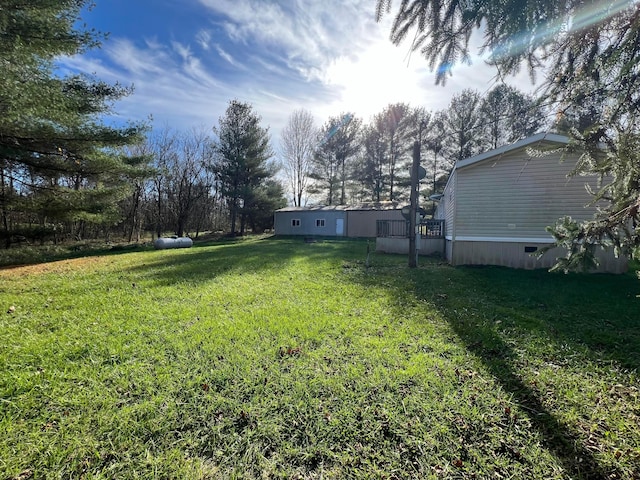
[{"x1": 276, "y1": 201, "x2": 401, "y2": 213}]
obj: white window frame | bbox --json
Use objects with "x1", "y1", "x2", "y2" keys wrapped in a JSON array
[
  {"x1": 316, "y1": 218, "x2": 325, "y2": 227},
  {"x1": 291, "y1": 219, "x2": 301, "y2": 227}
]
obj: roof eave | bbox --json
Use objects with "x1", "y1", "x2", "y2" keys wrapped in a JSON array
[{"x1": 456, "y1": 132, "x2": 569, "y2": 170}]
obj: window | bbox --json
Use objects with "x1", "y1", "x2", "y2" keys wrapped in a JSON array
[
  {"x1": 291, "y1": 219, "x2": 300, "y2": 227},
  {"x1": 315, "y1": 219, "x2": 325, "y2": 227}
]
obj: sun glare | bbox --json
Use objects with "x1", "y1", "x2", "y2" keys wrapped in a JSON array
[{"x1": 322, "y1": 40, "x2": 427, "y2": 120}]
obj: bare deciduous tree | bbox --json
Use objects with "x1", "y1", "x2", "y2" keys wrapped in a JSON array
[
  {"x1": 147, "y1": 127, "x2": 215, "y2": 238},
  {"x1": 280, "y1": 109, "x2": 318, "y2": 207}
]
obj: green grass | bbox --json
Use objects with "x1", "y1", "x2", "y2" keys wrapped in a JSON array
[{"x1": 1, "y1": 237, "x2": 639, "y2": 479}]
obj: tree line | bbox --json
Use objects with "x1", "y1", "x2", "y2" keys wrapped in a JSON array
[
  {"x1": 117, "y1": 102, "x2": 287, "y2": 244},
  {"x1": 0, "y1": 2, "x2": 286, "y2": 246},
  {"x1": 1, "y1": 95, "x2": 286, "y2": 246},
  {"x1": 282, "y1": 85, "x2": 552, "y2": 209}
]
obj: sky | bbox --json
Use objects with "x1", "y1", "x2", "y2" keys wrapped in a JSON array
[{"x1": 62, "y1": 0, "x2": 538, "y2": 142}]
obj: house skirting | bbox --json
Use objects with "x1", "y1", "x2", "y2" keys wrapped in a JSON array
[
  {"x1": 375, "y1": 237, "x2": 445, "y2": 256},
  {"x1": 447, "y1": 239, "x2": 628, "y2": 273}
]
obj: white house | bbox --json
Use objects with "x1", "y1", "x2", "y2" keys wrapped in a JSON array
[{"x1": 434, "y1": 132, "x2": 627, "y2": 273}]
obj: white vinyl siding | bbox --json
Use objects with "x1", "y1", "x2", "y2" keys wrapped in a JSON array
[
  {"x1": 454, "y1": 150, "x2": 598, "y2": 239},
  {"x1": 443, "y1": 169, "x2": 456, "y2": 239}
]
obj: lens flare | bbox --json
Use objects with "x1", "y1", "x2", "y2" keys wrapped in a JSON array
[{"x1": 489, "y1": 0, "x2": 637, "y2": 63}]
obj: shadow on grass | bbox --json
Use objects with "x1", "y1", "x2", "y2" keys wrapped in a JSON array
[
  {"x1": 0, "y1": 241, "x2": 155, "y2": 270},
  {"x1": 355, "y1": 255, "x2": 640, "y2": 479},
  {"x1": 0, "y1": 234, "x2": 271, "y2": 270},
  {"x1": 444, "y1": 314, "x2": 618, "y2": 479},
  {"x1": 441, "y1": 265, "x2": 640, "y2": 371},
  {"x1": 431, "y1": 265, "x2": 639, "y2": 480},
  {"x1": 122, "y1": 237, "x2": 370, "y2": 286},
  {"x1": 0, "y1": 235, "x2": 365, "y2": 281}
]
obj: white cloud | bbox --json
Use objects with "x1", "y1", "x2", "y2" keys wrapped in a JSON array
[
  {"x1": 215, "y1": 44, "x2": 245, "y2": 69},
  {"x1": 195, "y1": 30, "x2": 211, "y2": 51},
  {"x1": 59, "y1": 0, "x2": 542, "y2": 146},
  {"x1": 171, "y1": 41, "x2": 192, "y2": 62},
  {"x1": 197, "y1": 0, "x2": 379, "y2": 82},
  {"x1": 103, "y1": 38, "x2": 168, "y2": 75},
  {"x1": 60, "y1": 37, "x2": 234, "y2": 129},
  {"x1": 192, "y1": 0, "x2": 540, "y2": 125}
]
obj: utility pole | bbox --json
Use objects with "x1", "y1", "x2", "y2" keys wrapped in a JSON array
[{"x1": 408, "y1": 141, "x2": 420, "y2": 268}]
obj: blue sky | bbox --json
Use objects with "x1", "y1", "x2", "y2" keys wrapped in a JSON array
[{"x1": 63, "y1": 0, "x2": 537, "y2": 140}]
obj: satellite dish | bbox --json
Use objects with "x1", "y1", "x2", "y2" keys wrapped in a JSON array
[
  {"x1": 418, "y1": 165, "x2": 427, "y2": 180},
  {"x1": 429, "y1": 193, "x2": 444, "y2": 201},
  {"x1": 401, "y1": 205, "x2": 427, "y2": 220}
]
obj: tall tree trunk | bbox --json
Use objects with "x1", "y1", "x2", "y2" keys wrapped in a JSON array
[
  {"x1": 240, "y1": 211, "x2": 246, "y2": 236},
  {"x1": 296, "y1": 187, "x2": 302, "y2": 207},
  {"x1": 340, "y1": 158, "x2": 346, "y2": 204},
  {"x1": 230, "y1": 199, "x2": 237, "y2": 235},
  {"x1": 0, "y1": 168, "x2": 10, "y2": 249},
  {"x1": 155, "y1": 185, "x2": 163, "y2": 238},
  {"x1": 127, "y1": 186, "x2": 140, "y2": 243}
]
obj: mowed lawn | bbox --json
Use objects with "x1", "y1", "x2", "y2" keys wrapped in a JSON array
[{"x1": 1, "y1": 237, "x2": 639, "y2": 479}]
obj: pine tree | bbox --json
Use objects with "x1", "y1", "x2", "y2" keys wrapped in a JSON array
[
  {"x1": 212, "y1": 100, "x2": 277, "y2": 236},
  {"x1": 423, "y1": 111, "x2": 448, "y2": 200},
  {"x1": 0, "y1": 0, "x2": 148, "y2": 245},
  {"x1": 355, "y1": 104, "x2": 429, "y2": 203},
  {"x1": 245, "y1": 180, "x2": 287, "y2": 233},
  {"x1": 310, "y1": 114, "x2": 361, "y2": 205},
  {"x1": 442, "y1": 89, "x2": 485, "y2": 162},
  {"x1": 360, "y1": 118, "x2": 389, "y2": 202},
  {"x1": 480, "y1": 84, "x2": 545, "y2": 149},
  {"x1": 379, "y1": 103, "x2": 413, "y2": 201}
]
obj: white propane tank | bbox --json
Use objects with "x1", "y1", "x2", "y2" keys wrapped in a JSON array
[{"x1": 153, "y1": 237, "x2": 193, "y2": 250}]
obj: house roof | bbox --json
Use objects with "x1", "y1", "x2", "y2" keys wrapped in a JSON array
[
  {"x1": 276, "y1": 201, "x2": 401, "y2": 213},
  {"x1": 456, "y1": 132, "x2": 569, "y2": 170}
]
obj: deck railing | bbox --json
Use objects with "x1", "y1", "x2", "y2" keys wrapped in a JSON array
[
  {"x1": 376, "y1": 219, "x2": 444, "y2": 238},
  {"x1": 376, "y1": 219, "x2": 407, "y2": 238}
]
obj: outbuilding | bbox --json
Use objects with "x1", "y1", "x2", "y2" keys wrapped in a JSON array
[
  {"x1": 275, "y1": 205, "x2": 348, "y2": 237},
  {"x1": 433, "y1": 132, "x2": 627, "y2": 273},
  {"x1": 275, "y1": 202, "x2": 403, "y2": 238}
]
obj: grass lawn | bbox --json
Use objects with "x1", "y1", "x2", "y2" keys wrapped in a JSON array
[{"x1": 1, "y1": 237, "x2": 639, "y2": 479}]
